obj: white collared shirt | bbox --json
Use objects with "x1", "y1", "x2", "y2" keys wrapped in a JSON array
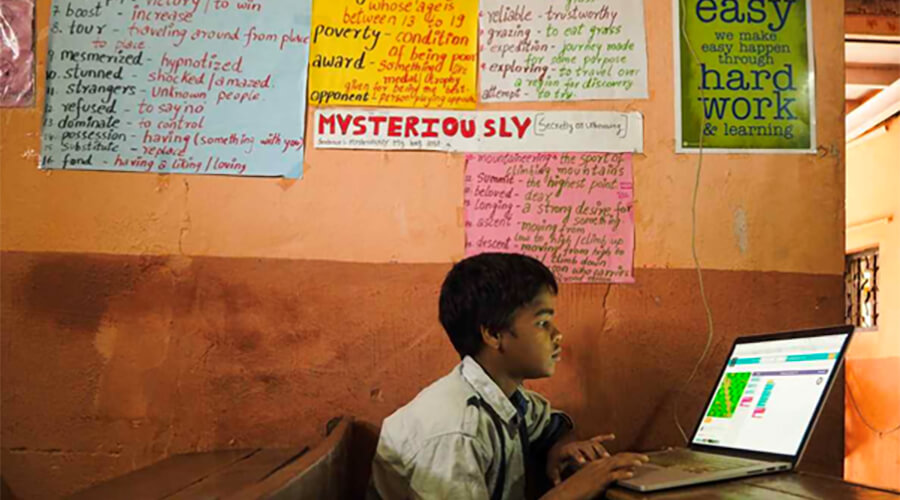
[{"x1": 369, "y1": 356, "x2": 572, "y2": 500}]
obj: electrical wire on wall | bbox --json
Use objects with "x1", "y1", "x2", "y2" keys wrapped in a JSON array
[
  {"x1": 847, "y1": 371, "x2": 900, "y2": 437},
  {"x1": 673, "y1": 0, "x2": 716, "y2": 444}
]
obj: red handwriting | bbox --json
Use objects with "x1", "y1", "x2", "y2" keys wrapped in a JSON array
[
  {"x1": 309, "y1": 0, "x2": 477, "y2": 108},
  {"x1": 465, "y1": 152, "x2": 635, "y2": 283},
  {"x1": 318, "y1": 112, "x2": 532, "y2": 139}
]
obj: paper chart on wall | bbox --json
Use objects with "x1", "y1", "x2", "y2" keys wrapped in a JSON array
[
  {"x1": 479, "y1": 0, "x2": 648, "y2": 102},
  {"x1": 674, "y1": 0, "x2": 816, "y2": 153},
  {"x1": 465, "y1": 152, "x2": 635, "y2": 283},
  {"x1": 314, "y1": 108, "x2": 644, "y2": 152},
  {"x1": 40, "y1": 0, "x2": 312, "y2": 177},
  {"x1": 308, "y1": 0, "x2": 479, "y2": 109}
]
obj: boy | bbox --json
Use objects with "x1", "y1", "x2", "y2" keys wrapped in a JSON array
[{"x1": 369, "y1": 253, "x2": 648, "y2": 499}]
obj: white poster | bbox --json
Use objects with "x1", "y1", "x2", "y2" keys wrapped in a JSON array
[
  {"x1": 479, "y1": 0, "x2": 648, "y2": 102},
  {"x1": 314, "y1": 109, "x2": 643, "y2": 153}
]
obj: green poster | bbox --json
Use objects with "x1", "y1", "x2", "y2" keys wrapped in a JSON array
[{"x1": 675, "y1": 0, "x2": 816, "y2": 153}]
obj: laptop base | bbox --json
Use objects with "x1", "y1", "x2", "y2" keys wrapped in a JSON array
[{"x1": 617, "y1": 448, "x2": 791, "y2": 492}]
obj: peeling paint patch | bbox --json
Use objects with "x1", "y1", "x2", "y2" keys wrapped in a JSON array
[
  {"x1": 394, "y1": 202, "x2": 409, "y2": 238},
  {"x1": 94, "y1": 324, "x2": 118, "y2": 362},
  {"x1": 278, "y1": 177, "x2": 297, "y2": 191},
  {"x1": 733, "y1": 207, "x2": 749, "y2": 255},
  {"x1": 155, "y1": 175, "x2": 170, "y2": 192}
]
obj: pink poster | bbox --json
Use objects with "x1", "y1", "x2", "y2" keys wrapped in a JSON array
[{"x1": 465, "y1": 152, "x2": 634, "y2": 283}]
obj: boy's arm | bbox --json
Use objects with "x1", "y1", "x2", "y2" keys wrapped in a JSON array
[
  {"x1": 522, "y1": 389, "x2": 575, "y2": 454},
  {"x1": 522, "y1": 390, "x2": 614, "y2": 485},
  {"x1": 409, "y1": 434, "x2": 492, "y2": 498},
  {"x1": 371, "y1": 433, "x2": 492, "y2": 500},
  {"x1": 539, "y1": 453, "x2": 650, "y2": 500},
  {"x1": 548, "y1": 426, "x2": 578, "y2": 454}
]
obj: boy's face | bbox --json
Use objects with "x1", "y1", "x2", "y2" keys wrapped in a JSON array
[{"x1": 501, "y1": 289, "x2": 563, "y2": 379}]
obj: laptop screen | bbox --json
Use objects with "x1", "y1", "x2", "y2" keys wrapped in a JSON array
[{"x1": 691, "y1": 332, "x2": 850, "y2": 456}]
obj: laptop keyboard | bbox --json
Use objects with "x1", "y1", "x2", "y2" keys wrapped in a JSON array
[{"x1": 648, "y1": 449, "x2": 756, "y2": 474}]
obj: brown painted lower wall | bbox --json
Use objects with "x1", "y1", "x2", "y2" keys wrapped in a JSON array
[{"x1": 0, "y1": 251, "x2": 844, "y2": 498}]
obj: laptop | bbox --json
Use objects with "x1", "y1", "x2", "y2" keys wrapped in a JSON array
[{"x1": 618, "y1": 324, "x2": 854, "y2": 492}]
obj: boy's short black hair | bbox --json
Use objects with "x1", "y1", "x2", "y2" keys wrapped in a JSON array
[{"x1": 439, "y1": 253, "x2": 559, "y2": 358}]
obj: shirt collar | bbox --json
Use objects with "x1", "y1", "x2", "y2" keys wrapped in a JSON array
[{"x1": 460, "y1": 356, "x2": 523, "y2": 422}]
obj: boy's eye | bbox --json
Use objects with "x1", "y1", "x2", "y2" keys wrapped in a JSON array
[{"x1": 537, "y1": 320, "x2": 550, "y2": 329}]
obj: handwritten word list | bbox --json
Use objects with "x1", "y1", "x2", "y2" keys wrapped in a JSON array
[
  {"x1": 479, "y1": 0, "x2": 647, "y2": 102},
  {"x1": 41, "y1": 0, "x2": 312, "y2": 176},
  {"x1": 309, "y1": 0, "x2": 478, "y2": 109},
  {"x1": 465, "y1": 152, "x2": 634, "y2": 283}
]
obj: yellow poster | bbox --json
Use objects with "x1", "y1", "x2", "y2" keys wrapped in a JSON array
[{"x1": 309, "y1": 0, "x2": 478, "y2": 109}]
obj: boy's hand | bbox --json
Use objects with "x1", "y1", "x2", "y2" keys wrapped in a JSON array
[
  {"x1": 541, "y1": 453, "x2": 650, "y2": 500},
  {"x1": 547, "y1": 433, "x2": 615, "y2": 485}
]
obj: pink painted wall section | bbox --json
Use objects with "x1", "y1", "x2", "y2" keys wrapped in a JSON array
[{"x1": 0, "y1": 0, "x2": 846, "y2": 275}]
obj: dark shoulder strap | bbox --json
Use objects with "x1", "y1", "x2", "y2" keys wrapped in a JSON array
[{"x1": 468, "y1": 396, "x2": 506, "y2": 500}]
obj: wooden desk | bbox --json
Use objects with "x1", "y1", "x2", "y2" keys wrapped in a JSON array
[{"x1": 607, "y1": 472, "x2": 900, "y2": 500}]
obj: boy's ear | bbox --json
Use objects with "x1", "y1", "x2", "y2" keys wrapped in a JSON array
[{"x1": 480, "y1": 326, "x2": 502, "y2": 351}]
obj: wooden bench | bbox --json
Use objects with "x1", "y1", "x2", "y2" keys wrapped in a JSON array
[{"x1": 67, "y1": 417, "x2": 377, "y2": 499}]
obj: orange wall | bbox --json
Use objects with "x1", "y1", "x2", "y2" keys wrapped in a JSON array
[
  {"x1": 1, "y1": 0, "x2": 851, "y2": 497},
  {"x1": 1, "y1": 0, "x2": 846, "y2": 274},
  {"x1": 844, "y1": 115, "x2": 900, "y2": 490},
  {"x1": 846, "y1": 115, "x2": 900, "y2": 359}
]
